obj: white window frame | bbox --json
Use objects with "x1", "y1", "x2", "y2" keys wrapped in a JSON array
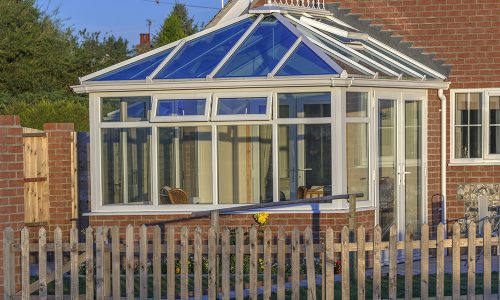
[
  {"x1": 151, "y1": 93, "x2": 212, "y2": 122},
  {"x1": 450, "y1": 88, "x2": 500, "y2": 165},
  {"x1": 211, "y1": 92, "x2": 273, "y2": 121}
]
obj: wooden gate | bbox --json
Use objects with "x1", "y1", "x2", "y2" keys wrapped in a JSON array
[{"x1": 22, "y1": 129, "x2": 49, "y2": 224}]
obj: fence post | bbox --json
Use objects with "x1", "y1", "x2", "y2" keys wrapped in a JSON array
[
  {"x1": 210, "y1": 211, "x2": 220, "y2": 298},
  {"x1": 3, "y1": 228, "x2": 14, "y2": 300},
  {"x1": 348, "y1": 194, "x2": 357, "y2": 284}
]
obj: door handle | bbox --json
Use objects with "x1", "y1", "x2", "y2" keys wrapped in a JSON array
[{"x1": 298, "y1": 168, "x2": 313, "y2": 171}]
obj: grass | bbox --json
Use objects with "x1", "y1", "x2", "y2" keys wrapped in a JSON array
[{"x1": 31, "y1": 272, "x2": 499, "y2": 298}]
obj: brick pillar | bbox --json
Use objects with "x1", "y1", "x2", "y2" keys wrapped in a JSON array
[
  {"x1": 0, "y1": 115, "x2": 25, "y2": 296},
  {"x1": 44, "y1": 123, "x2": 75, "y2": 240}
]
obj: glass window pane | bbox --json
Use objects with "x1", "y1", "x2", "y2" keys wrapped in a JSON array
[
  {"x1": 346, "y1": 92, "x2": 368, "y2": 117},
  {"x1": 470, "y1": 126, "x2": 482, "y2": 158},
  {"x1": 218, "y1": 125, "x2": 273, "y2": 204},
  {"x1": 276, "y1": 43, "x2": 339, "y2": 76},
  {"x1": 157, "y1": 99, "x2": 206, "y2": 116},
  {"x1": 155, "y1": 18, "x2": 254, "y2": 79},
  {"x1": 101, "y1": 97, "x2": 150, "y2": 122},
  {"x1": 490, "y1": 96, "x2": 500, "y2": 125},
  {"x1": 101, "y1": 128, "x2": 151, "y2": 205},
  {"x1": 158, "y1": 127, "x2": 212, "y2": 204},
  {"x1": 490, "y1": 126, "x2": 500, "y2": 154},
  {"x1": 92, "y1": 49, "x2": 172, "y2": 81},
  {"x1": 278, "y1": 124, "x2": 331, "y2": 200},
  {"x1": 215, "y1": 17, "x2": 296, "y2": 78},
  {"x1": 347, "y1": 123, "x2": 369, "y2": 201},
  {"x1": 469, "y1": 93, "x2": 482, "y2": 125},
  {"x1": 217, "y1": 97, "x2": 268, "y2": 115},
  {"x1": 455, "y1": 93, "x2": 468, "y2": 125},
  {"x1": 278, "y1": 92, "x2": 331, "y2": 118},
  {"x1": 455, "y1": 126, "x2": 468, "y2": 158}
]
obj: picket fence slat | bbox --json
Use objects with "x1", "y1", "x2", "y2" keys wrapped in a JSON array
[
  {"x1": 305, "y1": 227, "x2": 316, "y2": 300},
  {"x1": 7, "y1": 222, "x2": 500, "y2": 300},
  {"x1": 357, "y1": 226, "x2": 365, "y2": 300},
  {"x1": 292, "y1": 227, "x2": 300, "y2": 300},
  {"x1": 54, "y1": 227, "x2": 63, "y2": 300},
  {"x1": 86, "y1": 227, "x2": 94, "y2": 300},
  {"x1": 373, "y1": 225, "x2": 381, "y2": 300},
  {"x1": 111, "y1": 227, "x2": 120, "y2": 300},
  {"x1": 167, "y1": 227, "x2": 175, "y2": 300},
  {"x1": 389, "y1": 224, "x2": 397, "y2": 300},
  {"x1": 181, "y1": 227, "x2": 189, "y2": 300},
  {"x1": 277, "y1": 227, "x2": 286, "y2": 300},
  {"x1": 436, "y1": 223, "x2": 445, "y2": 300},
  {"x1": 125, "y1": 225, "x2": 134, "y2": 300},
  {"x1": 264, "y1": 228, "x2": 273, "y2": 300},
  {"x1": 468, "y1": 222, "x2": 476, "y2": 299},
  {"x1": 235, "y1": 227, "x2": 244, "y2": 300},
  {"x1": 421, "y1": 223, "x2": 429, "y2": 300},
  {"x1": 39, "y1": 228, "x2": 47, "y2": 300},
  {"x1": 325, "y1": 227, "x2": 334, "y2": 300},
  {"x1": 194, "y1": 226, "x2": 203, "y2": 300},
  {"x1": 221, "y1": 228, "x2": 230, "y2": 300},
  {"x1": 249, "y1": 226, "x2": 258, "y2": 300},
  {"x1": 70, "y1": 227, "x2": 79, "y2": 300}
]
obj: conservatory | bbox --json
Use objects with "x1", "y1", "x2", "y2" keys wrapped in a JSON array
[{"x1": 73, "y1": 1, "x2": 449, "y2": 231}]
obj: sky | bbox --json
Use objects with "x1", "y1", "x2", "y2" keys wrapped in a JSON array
[{"x1": 35, "y1": 0, "x2": 227, "y2": 47}]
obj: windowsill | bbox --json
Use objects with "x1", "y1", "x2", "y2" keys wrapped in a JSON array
[
  {"x1": 83, "y1": 205, "x2": 376, "y2": 216},
  {"x1": 449, "y1": 160, "x2": 500, "y2": 166}
]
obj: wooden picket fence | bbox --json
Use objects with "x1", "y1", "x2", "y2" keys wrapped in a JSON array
[{"x1": 3, "y1": 221, "x2": 500, "y2": 299}]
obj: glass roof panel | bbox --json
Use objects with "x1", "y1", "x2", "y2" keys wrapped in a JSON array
[
  {"x1": 215, "y1": 16, "x2": 297, "y2": 78},
  {"x1": 91, "y1": 49, "x2": 173, "y2": 81},
  {"x1": 154, "y1": 18, "x2": 254, "y2": 79},
  {"x1": 276, "y1": 43, "x2": 339, "y2": 76}
]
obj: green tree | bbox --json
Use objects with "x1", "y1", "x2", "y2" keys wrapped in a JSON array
[{"x1": 153, "y1": 3, "x2": 199, "y2": 47}]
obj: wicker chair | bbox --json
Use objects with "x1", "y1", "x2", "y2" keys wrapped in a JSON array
[{"x1": 167, "y1": 188, "x2": 189, "y2": 204}]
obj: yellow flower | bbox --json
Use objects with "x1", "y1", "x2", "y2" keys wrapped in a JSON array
[
  {"x1": 253, "y1": 212, "x2": 269, "y2": 225},
  {"x1": 175, "y1": 266, "x2": 181, "y2": 274}
]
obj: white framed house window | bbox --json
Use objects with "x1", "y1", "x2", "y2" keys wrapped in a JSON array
[
  {"x1": 451, "y1": 89, "x2": 500, "y2": 164},
  {"x1": 151, "y1": 93, "x2": 211, "y2": 122},
  {"x1": 211, "y1": 92, "x2": 273, "y2": 121}
]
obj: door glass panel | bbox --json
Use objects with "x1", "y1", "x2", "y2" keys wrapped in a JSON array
[
  {"x1": 405, "y1": 100, "x2": 423, "y2": 233},
  {"x1": 158, "y1": 127, "x2": 212, "y2": 204},
  {"x1": 346, "y1": 123, "x2": 369, "y2": 201},
  {"x1": 278, "y1": 124, "x2": 332, "y2": 200},
  {"x1": 378, "y1": 99, "x2": 397, "y2": 240},
  {"x1": 217, "y1": 125, "x2": 273, "y2": 204}
]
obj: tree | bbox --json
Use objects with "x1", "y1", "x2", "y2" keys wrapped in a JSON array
[{"x1": 153, "y1": 3, "x2": 199, "y2": 47}]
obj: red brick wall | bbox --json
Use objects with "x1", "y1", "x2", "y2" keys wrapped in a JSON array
[
  {"x1": 0, "y1": 116, "x2": 25, "y2": 297},
  {"x1": 89, "y1": 209, "x2": 375, "y2": 241},
  {"x1": 43, "y1": 123, "x2": 76, "y2": 241}
]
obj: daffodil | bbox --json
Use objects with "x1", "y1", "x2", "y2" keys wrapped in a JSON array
[{"x1": 253, "y1": 212, "x2": 269, "y2": 226}]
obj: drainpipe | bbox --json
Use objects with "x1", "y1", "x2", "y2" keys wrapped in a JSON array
[{"x1": 438, "y1": 89, "x2": 447, "y2": 228}]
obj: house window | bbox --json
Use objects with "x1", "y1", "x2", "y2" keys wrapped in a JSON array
[
  {"x1": 346, "y1": 92, "x2": 370, "y2": 201},
  {"x1": 452, "y1": 90, "x2": 500, "y2": 162}
]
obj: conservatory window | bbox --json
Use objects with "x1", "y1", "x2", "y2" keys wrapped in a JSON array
[
  {"x1": 101, "y1": 128, "x2": 151, "y2": 205},
  {"x1": 346, "y1": 92, "x2": 369, "y2": 201},
  {"x1": 217, "y1": 125, "x2": 273, "y2": 204},
  {"x1": 158, "y1": 127, "x2": 212, "y2": 204},
  {"x1": 277, "y1": 92, "x2": 332, "y2": 201},
  {"x1": 151, "y1": 94, "x2": 211, "y2": 122},
  {"x1": 212, "y1": 94, "x2": 272, "y2": 121},
  {"x1": 276, "y1": 43, "x2": 340, "y2": 77},
  {"x1": 454, "y1": 93, "x2": 483, "y2": 159},
  {"x1": 101, "y1": 97, "x2": 150, "y2": 122}
]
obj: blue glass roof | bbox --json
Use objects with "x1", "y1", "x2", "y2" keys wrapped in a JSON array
[
  {"x1": 277, "y1": 42, "x2": 339, "y2": 76},
  {"x1": 215, "y1": 17, "x2": 297, "y2": 78},
  {"x1": 154, "y1": 18, "x2": 254, "y2": 79},
  {"x1": 91, "y1": 49, "x2": 172, "y2": 81}
]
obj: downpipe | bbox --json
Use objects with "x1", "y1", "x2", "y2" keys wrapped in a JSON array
[{"x1": 438, "y1": 89, "x2": 447, "y2": 232}]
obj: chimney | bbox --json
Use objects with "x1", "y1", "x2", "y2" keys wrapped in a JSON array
[{"x1": 139, "y1": 33, "x2": 151, "y2": 49}]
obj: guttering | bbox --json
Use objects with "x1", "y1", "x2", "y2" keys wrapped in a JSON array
[
  {"x1": 438, "y1": 88, "x2": 447, "y2": 227},
  {"x1": 71, "y1": 77, "x2": 450, "y2": 94}
]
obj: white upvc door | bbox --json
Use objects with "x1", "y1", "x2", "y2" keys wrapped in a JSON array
[{"x1": 376, "y1": 92, "x2": 426, "y2": 240}]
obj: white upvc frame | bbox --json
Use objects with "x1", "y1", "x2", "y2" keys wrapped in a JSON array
[
  {"x1": 211, "y1": 92, "x2": 273, "y2": 121},
  {"x1": 450, "y1": 88, "x2": 500, "y2": 165},
  {"x1": 151, "y1": 93, "x2": 212, "y2": 122}
]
